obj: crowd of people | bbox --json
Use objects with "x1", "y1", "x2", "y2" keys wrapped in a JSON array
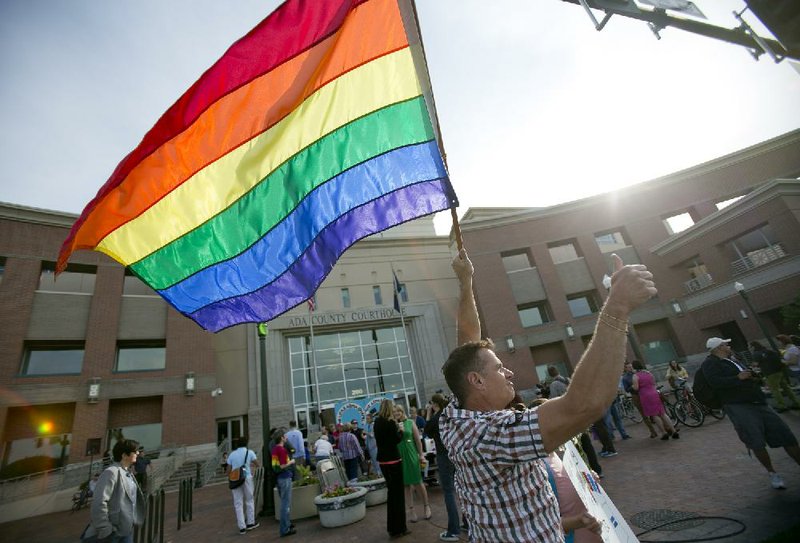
[{"x1": 217, "y1": 249, "x2": 800, "y2": 541}]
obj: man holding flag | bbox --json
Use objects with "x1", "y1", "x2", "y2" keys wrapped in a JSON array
[{"x1": 440, "y1": 249, "x2": 657, "y2": 541}]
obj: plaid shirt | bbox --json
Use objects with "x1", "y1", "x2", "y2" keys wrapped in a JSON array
[
  {"x1": 440, "y1": 400, "x2": 563, "y2": 543},
  {"x1": 337, "y1": 431, "x2": 363, "y2": 461}
]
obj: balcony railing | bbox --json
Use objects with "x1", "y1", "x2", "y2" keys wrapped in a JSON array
[
  {"x1": 684, "y1": 273, "x2": 714, "y2": 294},
  {"x1": 731, "y1": 244, "x2": 787, "y2": 276}
]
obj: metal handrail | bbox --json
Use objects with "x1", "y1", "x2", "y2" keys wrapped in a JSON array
[{"x1": 196, "y1": 438, "x2": 230, "y2": 487}]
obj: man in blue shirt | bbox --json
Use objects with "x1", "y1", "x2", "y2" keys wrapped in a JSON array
[
  {"x1": 227, "y1": 437, "x2": 260, "y2": 535},
  {"x1": 285, "y1": 420, "x2": 306, "y2": 480}
]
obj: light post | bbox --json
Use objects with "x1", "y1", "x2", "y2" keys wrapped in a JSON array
[
  {"x1": 257, "y1": 323, "x2": 274, "y2": 517},
  {"x1": 602, "y1": 274, "x2": 645, "y2": 362},
  {"x1": 734, "y1": 282, "x2": 780, "y2": 353}
]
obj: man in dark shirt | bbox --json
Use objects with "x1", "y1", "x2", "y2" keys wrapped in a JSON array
[
  {"x1": 750, "y1": 341, "x2": 800, "y2": 412},
  {"x1": 424, "y1": 394, "x2": 461, "y2": 542},
  {"x1": 703, "y1": 337, "x2": 800, "y2": 490}
]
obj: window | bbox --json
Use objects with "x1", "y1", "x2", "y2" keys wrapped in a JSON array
[
  {"x1": 0, "y1": 433, "x2": 72, "y2": 479},
  {"x1": 288, "y1": 326, "x2": 415, "y2": 407},
  {"x1": 664, "y1": 212, "x2": 694, "y2": 234},
  {"x1": 517, "y1": 302, "x2": 551, "y2": 328},
  {"x1": 38, "y1": 262, "x2": 96, "y2": 294},
  {"x1": 115, "y1": 342, "x2": 166, "y2": 372},
  {"x1": 21, "y1": 343, "x2": 84, "y2": 376},
  {"x1": 397, "y1": 283, "x2": 408, "y2": 303},
  {"x1": 373, "y1": 285, "x2": 383, "y2": 305},
  {"x1": 341, "y1": 288, "x2": 351, "y2": 308},
  {"x1": 594, "y1": 230, "x2": 628, "y2": 254},
  {"x1": 501, "y1": 250, "x2": 532, "y2": 272},
  {"x1": 566, "y1": 292, "x2": 600, "y2": 318},
  {"x1": 123, "y1": 272, "x2": 155, "y2": 296},
  {"x1": 0, "y1": 256, "x2": 5, "y2": 284},
  {"x1": 108, "y1": 423, "x2": 162, "y2": 452},
  {"x1": 548, "y1": 241, "x2": 580, "y2": 264}
]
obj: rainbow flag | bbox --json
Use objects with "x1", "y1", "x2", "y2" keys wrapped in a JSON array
[{"x1": 57, "y1": 0, "x2": 456, "y2": 332}]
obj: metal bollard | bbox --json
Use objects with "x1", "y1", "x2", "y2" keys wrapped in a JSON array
[{"x1": 177, "y1": 477, "x2": 194, "y2": 530}]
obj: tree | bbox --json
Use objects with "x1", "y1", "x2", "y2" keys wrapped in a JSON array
[{"x1": 780, "y1": 295, "x2": 800, "y2": 333}]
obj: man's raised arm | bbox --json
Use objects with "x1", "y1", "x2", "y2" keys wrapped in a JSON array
[
  {"x1": 538, "y1": 254, "x2": 657, "y2": 452},
  {"x1": 452, "y1": 249, "x2": 480, "y2": 344}
]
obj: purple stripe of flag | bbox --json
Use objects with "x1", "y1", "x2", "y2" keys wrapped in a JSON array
[{"x1": 189, "y1": 179, "x2": 454, "y2": 331}]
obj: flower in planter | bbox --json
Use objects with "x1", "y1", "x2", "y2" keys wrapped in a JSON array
[
  {"x1": 320, "y1": 483, "x2": 359, "y2": 498},
  {"x1": 293, "y1": 464, "x2": 320, "y2": 488}
]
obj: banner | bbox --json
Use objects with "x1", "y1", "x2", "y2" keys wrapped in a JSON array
[
  {"x1": 334, "y1": 394, "x2": 394, "y2": 426},
  {"x1": 561, "y1": 441, "x2": 639, "y2": 543}
]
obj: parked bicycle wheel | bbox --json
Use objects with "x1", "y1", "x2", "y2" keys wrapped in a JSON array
[
  {"x1": 675, "y1": 398, "x2": 704, "y2": 427},
  {"x1": 707, "y1": 407, "x2": 726, "y2": 420},
  {"x1": 619, "y1": 396, "x2": 642, "y2": 423}
]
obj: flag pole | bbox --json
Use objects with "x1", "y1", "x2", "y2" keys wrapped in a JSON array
[
  {"x1": 308, "y1": 300, "x2": 323, "y2": 430},
  {"x1": 391, "y1": 264, "x2": 422, "y2": 409},
  {"x1": 405, "y1": 0, "x2": 463, "y2": 251}
]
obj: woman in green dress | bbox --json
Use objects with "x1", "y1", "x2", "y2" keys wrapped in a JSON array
[{"x1": 393, "y1": 404, "x2": 430, "y2": 523}]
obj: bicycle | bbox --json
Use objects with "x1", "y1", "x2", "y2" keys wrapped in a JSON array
[
  {"x1": 616, "y1": 393, "x2": 642, "y2": 423},
  {"x1": 673, "y1": 379, "x2": 725, "y2": 421},
  {"x1": 657, "y1": 385, "x2": 698, "y2": 427}
]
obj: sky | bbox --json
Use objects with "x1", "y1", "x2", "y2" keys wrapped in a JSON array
[{"x1": 1, "y1": 0, "x2": 798, "y2": 236}]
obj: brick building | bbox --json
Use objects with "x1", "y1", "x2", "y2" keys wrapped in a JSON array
[
  {"x1": 0, "y1": 206, "x2": 458, "y2": 479},
  {"x1": 457, "y1": 129, "x2": 800, "y2": 395}
]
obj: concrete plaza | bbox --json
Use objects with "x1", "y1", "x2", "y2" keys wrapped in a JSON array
[{"x1": 3, "y1": 410, "x2": 799, "y2": 542}]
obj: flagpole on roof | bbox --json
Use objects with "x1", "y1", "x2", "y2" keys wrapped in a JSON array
[
  {"x1": 402, "y1": 0, "x2": 463, "y2": 251},
  {"x1": 391, "y1": 263, "x2": 422, "y2": 409}
]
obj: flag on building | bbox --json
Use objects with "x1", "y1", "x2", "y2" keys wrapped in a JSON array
[
  {"x1": 393, "y1": 271, "x2": 402, "y2": 313},
  {"x1": 56, "y1": 0, "x2": 456, "y2": 332},
  {"x1": 308, "y1": 297, "x2": 316, "y2": 313}
]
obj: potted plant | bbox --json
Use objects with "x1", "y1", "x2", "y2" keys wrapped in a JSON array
[
  {"x1": 273, "y1": 464, "x2": 320, "y2": 521},
  {"x1": 347, "y1": 472, "x2": 387, "y2": 506},
  {"x1": 313, "y1": 484, "x2": 368, "y2": 527}
]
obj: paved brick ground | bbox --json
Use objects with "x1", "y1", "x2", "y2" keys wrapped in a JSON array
[{"x1": 3, "y1": 410, "x2": 799, "y2": 542}]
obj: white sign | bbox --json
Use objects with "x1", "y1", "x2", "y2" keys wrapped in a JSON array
[{"x1": 561, "y1": 442, "x2": 639, "y2": 543}]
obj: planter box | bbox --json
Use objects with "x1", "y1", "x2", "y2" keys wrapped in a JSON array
[
  {"x1": 347, "y1": 477, "x2": 387, "y2": 506},
  {"x1": 314, "y1": 486, "x2": 368, "y2": 528},
  {"x1": 273, "y1": 482, "x2": 320, "y2": 521}
]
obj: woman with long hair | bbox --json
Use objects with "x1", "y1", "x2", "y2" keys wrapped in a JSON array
[
  {"x1": 374, "y1": 399, "x2": 409, "y2": 538},
  {"x1": 394, "y1": 404, "x2": 430, "y2": 522},
  {"x1": 632, "y1": 360, "x2": 679, "y2": 440}
]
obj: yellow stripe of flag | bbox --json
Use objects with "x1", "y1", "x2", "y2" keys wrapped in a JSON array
[{"x1": 97, "y1": 48, "x2": 421, "y2": 266}]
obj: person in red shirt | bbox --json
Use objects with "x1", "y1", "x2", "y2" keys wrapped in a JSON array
[{"x1": 271, "y1": 429, "x2": 296, "y2": 537}]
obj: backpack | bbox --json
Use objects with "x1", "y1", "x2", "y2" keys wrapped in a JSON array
[
  {"x1": 228, "y1": 450, "x2": 249, "y2": 489},
  {"x1": 692, "y1": 364, "x2": 721, "y2": 409}
]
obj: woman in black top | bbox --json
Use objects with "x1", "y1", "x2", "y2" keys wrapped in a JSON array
[{"x1": 374, "y1": 399, "x2": 409, "y2": 538}]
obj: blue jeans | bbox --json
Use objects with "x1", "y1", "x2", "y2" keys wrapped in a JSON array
[
  {"x1": 111, "y1": 536, "x2": 133, "y2": 543},
  {"x1": 343, "y1": 457, "x2": 360, "y2": 481},
  {"x1": 604, "y1": 401, "x2": 628, "y2": 438},
  {"x1": 277, "y1": 476, "x2": 293, "y2": 535},
  {"x1": 436, "y1": 452, "x2": 460, "y2": 536}
]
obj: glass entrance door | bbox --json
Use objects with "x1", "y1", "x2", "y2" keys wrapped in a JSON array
[{"x1": 217, "y1": 417, "x2": 245, "y2": 448}]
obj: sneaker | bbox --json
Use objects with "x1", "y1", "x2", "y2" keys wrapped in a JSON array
[
  {"x1": 598, "y1": 451, "x2": 618, "y2": 458},
  {"x1": 440, "y1": 532, "x2": 460, "y2": 542},
  {"x1": 246, "y1": 522, "x2": 260, "y2": 531},
  {"x1": 280, "y1": 527, "x2": 297, "y2": 537},
  {"x1": 622, "y1": 434, "x2": 632, "y2": 440},
  {"x1": 239, "y1": 528, "x2": 247, "y2": 535},
  {"x1": 770, "y1": 472, "x2": 786, "y2": 490}
]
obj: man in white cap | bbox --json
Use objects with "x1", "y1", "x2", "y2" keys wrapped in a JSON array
[{"x1": 702, "y1": 337, "x2": 800, "y2": 489}]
